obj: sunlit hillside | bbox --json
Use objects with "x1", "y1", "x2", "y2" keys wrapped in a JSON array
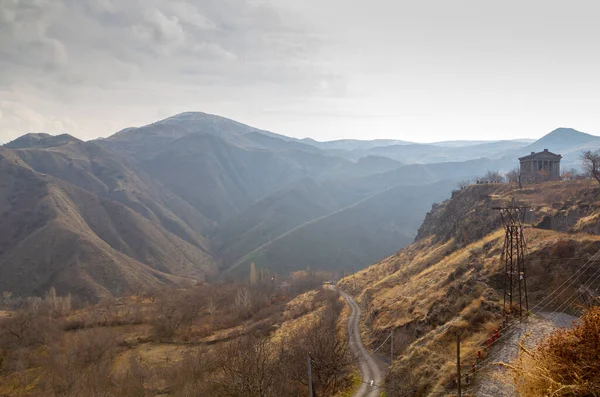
[{"x1": 337, "y1": 180, "x2": 600, "y2": 396}]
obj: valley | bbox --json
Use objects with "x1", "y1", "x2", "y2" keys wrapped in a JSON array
[
  {"x1": 3, "y1": 114, "x2": 600, "y2": 299},
  {"x1": 3, "y1": 3, "x2": 599, "y2": 395},
  {"x1": 2, "y1": 113, "x2": 600, "y2": 397}
]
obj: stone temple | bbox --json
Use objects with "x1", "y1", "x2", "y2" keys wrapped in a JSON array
[{"x1": 519, "y1": 149, "x2": 562, "y2": 182}]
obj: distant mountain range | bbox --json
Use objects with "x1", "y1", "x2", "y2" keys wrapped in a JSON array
[{"x1": 2, "y1": 112, "x2": 599, "y2": 298}]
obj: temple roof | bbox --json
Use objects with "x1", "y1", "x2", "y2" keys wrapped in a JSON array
[{"x1": 519, "y1": 149, "x2": 562, "y2": 161}]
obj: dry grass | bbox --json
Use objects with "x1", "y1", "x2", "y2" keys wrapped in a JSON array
[
  {"x1": 335, "y1": 180, "x2": 600, "y2": 396},
  {"x1": 511, "y1": 306, "x2": 600, "y2": 397},
  {"x1": 0, "y1": 272, "x2": 355, "y2": 396}
]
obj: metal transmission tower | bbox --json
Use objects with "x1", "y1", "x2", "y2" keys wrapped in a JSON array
[{"x1": 493, "y1": 199, "x2": 530, "y2": 319}]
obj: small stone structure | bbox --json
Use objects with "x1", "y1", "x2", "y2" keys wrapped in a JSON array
[{"x1": 519, "y1": 149, "x2": 562, "y2": 183}]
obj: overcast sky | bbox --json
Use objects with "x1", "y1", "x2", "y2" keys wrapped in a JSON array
[{"x1": 1, "y1": 0, "x2": 599, "y2": 143}]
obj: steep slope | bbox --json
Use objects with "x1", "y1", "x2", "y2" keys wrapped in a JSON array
[
  {"x1": 138, "y1": 133, "x2": 317, "y2": 223},
  {"x1": 213, "y1": 177, "x2": 343, "y2": 265},
  {"x1": 6, "y1": 136, "x2": 213, "y2": 250},
  {"x1": 0, "y1": 149, "x2": 217, "y2": 300},
  {"x1": 337, "y1": 180, "x2": 600, "y2": 396},
  {"x1": 229, "y1": 179, "x2": 460, "y2": 275}
]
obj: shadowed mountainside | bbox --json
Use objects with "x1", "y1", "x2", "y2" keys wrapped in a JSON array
[{"x1": 0, "y1": 149, "x2": 217, "y2": 300}]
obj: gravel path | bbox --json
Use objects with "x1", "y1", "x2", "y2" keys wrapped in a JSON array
[
  {"x1": 471, "y1": 312, "x2": 579, "y2": 397},
  {"x1": 339, "y1": 289, "x2": 387, "y2": 397}
]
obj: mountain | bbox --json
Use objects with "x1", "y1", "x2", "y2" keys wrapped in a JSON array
[
  {"x1": 4, "y1": 133, "x2": 83, "y2": 149},
  {"x1": 498, "y1": 128, "x2": 600, "y2": 170},
  {"x1": 301, "y1": 138, "x2": 413, "y2": 151},
  {"x1": 103, "y1": 112, "x2": 316, "y2": 160},
  {"x1": 429, "y1": 139, "x2": 535, "y2": 147},
  {"x1": 1, "y1": 114, "x2": 416, "y2": 298},
  {"x1": 213, "y1": 177, "x2": 343, "y2": 265},
  {"x1": 361, "y1": 140, "x2": 532, "y2": 164},
  {"x1": 528, "y1": 127, "x2": 600, "y2": 149},
  {"x1": 8, "y1": 135, "x2": 214, "y2": 247},
  {"x1": 0, "y1": 149, "x2": 217, "y2": 300},
  {"x1": 101, "y1": 114, "x2": 401, "y2": 224},
  {"x1": 135, "y1": 132, "x2": 355, "y2": 223},
  {"x1": 227, "y1": 179, "x2": 460, "y2": 275},
  {"x1": 5, "y1": 113, "x2": 600, "y2": 300}
]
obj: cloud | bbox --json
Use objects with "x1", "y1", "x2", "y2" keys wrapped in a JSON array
[
  {"x1": 0, "y1": 0, "x2": 325, "y2": 88},
  {"x1": 133, "y1": 9, "x2": 186, "y2": 46},
  {"x1": 0, "y1": 100, "x2": 78, "y2": 141},
  {"x1": 0, "y1": 0, "x2": 338, "y2": 141}
]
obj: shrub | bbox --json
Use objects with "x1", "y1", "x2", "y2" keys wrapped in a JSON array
[{"x1": 511, "y1": 306, "x2": 600, "y2": 396}]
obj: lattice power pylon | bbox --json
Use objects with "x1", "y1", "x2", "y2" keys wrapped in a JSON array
[{"x1": 493, "y1": 199, "x2": 530, "y2": 319}]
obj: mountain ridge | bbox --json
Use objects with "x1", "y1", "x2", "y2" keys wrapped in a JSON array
[{"x1": 4, "y1": 113, "x2": 600, "y2": 299}]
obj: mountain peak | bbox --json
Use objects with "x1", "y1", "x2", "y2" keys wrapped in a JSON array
[
  {"x1": 4, "y1": 133, "x2": 82, "y2": 149},
  {"x1": 528, "y1": 127, "x2": 600, "y2": 150},
  {"x1": 547, "y1": 127, "x2": 584, "y2": 136}
]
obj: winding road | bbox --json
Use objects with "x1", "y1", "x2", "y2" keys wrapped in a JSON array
[{"x1": 338, "y1": 289, "x2": 386, "y2": 397}]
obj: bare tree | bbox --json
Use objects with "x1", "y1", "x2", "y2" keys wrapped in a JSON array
[
  {"x1": 505, "y1": 168, "x2": 520, "y2": 184},
  {"x1": 582, "y1": 150, "x2": 600, "y2": 184},
  {"x1": 213, "y1": 335, "x2": 284, "y2": 397},
  {"x1": 152, "y1": 288, "x2": 204, "y2": 339},
  {"x1": 482, "y1": 170, "x2": 505, "y2": 184},
  {"x1": 562, "y1": 168, "x2": 582, "y2": 181},
  {"x1": 0, "y1": 298, "x2": 52, "y2": 348},
  {"x1": 235, "y1": 287, "x2": 252, "y2": 318},
  {"x1": 457, "y1": 180, "x2": 470, "y2": 190},
  {"x1": 38, "y1": 328, "x2": 121, "y2": 396},
  {"x1": 279, "y1": 291, "x2": 354, "y2": 396},
  {"x1": 45, "y1": 287, "x2": 72, "y2": 318}
]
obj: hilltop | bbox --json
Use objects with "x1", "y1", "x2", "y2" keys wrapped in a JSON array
[{"x1": 337, "y1": 180, "x2": 600, "y2": 395}]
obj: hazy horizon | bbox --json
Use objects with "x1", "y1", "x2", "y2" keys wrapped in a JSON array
[
  {"x1": 2, "y1": 0, "x2": 600, "y2": 143},
  {"x1": 2, "y1": 110, "x2": 596, "y2": 146}
]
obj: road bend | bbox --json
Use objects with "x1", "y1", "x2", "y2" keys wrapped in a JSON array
[{"x1": 338, "y1": 289, "x2": 386, "y2": 397}]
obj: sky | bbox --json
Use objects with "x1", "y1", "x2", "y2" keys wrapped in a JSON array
[{"x1": 1, "y1": 0, "x2": 600, "y2": 143}]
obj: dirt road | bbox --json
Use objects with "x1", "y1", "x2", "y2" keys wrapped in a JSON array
[{"x1": 339, "y1": 289, "x2": 386, "y2": 397}]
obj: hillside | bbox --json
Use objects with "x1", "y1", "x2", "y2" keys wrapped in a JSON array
[
  {"x1": 0, "y1": 148, "x2": 217, "y2": 300},
  {"x1": 8, "y1": 137, "x2": 214, "y2": 246},
  {"x1": 337, "y1": 180, "x2": 600, "y2": 396},
  {"x1": 213, "y1": 177, "x2": 343, "y2": 265},
  {"x1": 229, "y1": 179, "x2": 460, "y2": 274}
]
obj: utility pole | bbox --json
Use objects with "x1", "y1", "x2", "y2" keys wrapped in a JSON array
[
  {"x1": 493, "y1": 198, "x2": 530, "y2": 320},
  {"x1": 352, "y1": 268, "x2": 357, "y2": 293},
  {"x1": 457, "y1": 334, "x2": 462, "y2": 397},
  {"x1": 308, "y1": 354, "x2": 313, "y2": 397},
  {"x1": 390, "y1": 328, "x2": 394, "y2": 363}
]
